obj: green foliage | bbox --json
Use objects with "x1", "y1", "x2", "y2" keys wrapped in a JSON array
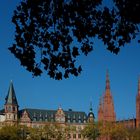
[
  {"x1": 110, "y1": 124, "x2": 129, "y2": 140},
  {"x1": 0, "y1": 125, "x2": 21, "y2": 140},
  {"x1": 81, "y1": 122, "x2": 100, "y2": 140},
  {"x1": 1, "y1": 123, "x2": 140, "y2": 140},
  {"x1": 9, "y1": 0, "x2": 140, "y2": 79},
  {"x1": 127, "y1": 127, "x2": 140, "y2": 140},
  {"x1": 27, "y1": 124, "x2": 74, "y2": 140}
]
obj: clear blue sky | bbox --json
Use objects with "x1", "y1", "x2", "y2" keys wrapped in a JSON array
[{"x1": 0, "y1": 0, "x2": 140, "y2": 121}]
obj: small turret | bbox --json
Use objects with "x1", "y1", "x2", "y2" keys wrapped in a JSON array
[
  {"x1": 88, "y1": 101, "x2": 94, "y2": 123},
  {"x1": 4, "y1": 81, "x2": 19, "y2": 123}
]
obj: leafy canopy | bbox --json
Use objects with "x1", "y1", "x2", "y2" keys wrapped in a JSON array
[{"x1": 9, "y1": 0, "x2": 140, "y2": 79}]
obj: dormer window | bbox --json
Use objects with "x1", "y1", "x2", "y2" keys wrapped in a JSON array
[
  {"x1": 84, "y1": 115, "x2": 86, "y2": 119},
  {"x1": 84, "y1": 120, "x2": 87, "y2": 123},
  {"x1": 78, "y1": 119, "x2": 81, "y2": 123},
  {"x1": 73, "y1": 119, "x2": 76, "y2": 123},
  {"x1": 45, "y1": 114, "x2": 48, "y2": 121},
  {"x1": 33, "y1": 117, "x2": 37, "y2": 121},
  {"x1": 39, "y1": 113, "x2": 42, "y2": 121},
  {"x1": 51, "y1": 114, "x2": 53, "y2": 118},
  {"x1": 73, "y1": 114, "x2": 76, "y2": 119},
  {"x1": 68, "y1": 119, "x2": 71, "y2": 123},
  {"x1": 33, "y1": 113, "x2": 37, "y2": 121}
]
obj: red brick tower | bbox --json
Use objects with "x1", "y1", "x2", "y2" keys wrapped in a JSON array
[
  {"x1": 98, "y1": 71, "x2": 116, "y2": 122},
  {"x1": 136, "y1": 77, "x2": 140, "y2": 128},
  {"x1": 98, "y1": 96, "x2": 104, "y2": 121}
]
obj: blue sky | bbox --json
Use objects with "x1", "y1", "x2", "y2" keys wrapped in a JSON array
[{"x1": 0, "y1": 0, "x2": 140, "y2": 121}]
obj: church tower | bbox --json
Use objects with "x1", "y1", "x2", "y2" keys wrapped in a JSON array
[
  {"x1": 98, "y1": 71, "x2": 116, "y2": 122},
  {"x1": 4, "y1": 81, "x2": 19, "y2": 123},
  {"x1": 136, "y1": 77, "x2": 140, "y2": 128}
]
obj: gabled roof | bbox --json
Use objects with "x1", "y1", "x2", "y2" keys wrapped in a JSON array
[
  {"x1": 20, "y1": 108, "x2": 87, "y2": 124},
  {"x1": 5, "y1": 81, "x2": 18, "y2": 105}
]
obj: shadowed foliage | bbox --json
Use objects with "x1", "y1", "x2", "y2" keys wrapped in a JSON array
[{"x1": 9, "y1": 0, "x2": 140, "y2": 79}]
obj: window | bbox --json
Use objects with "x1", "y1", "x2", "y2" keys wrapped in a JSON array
[
  {"x1": 39, "y1": 117, "x2": 42, "y2": 121},
  {"x1": 33, "y1": 117, "x2": 37, "y2": 121},
  {"x1": 73, "y1": 119, "x2": 76, "y2": 123},
  {"x1": 78, "y1": 134, "x2": 81, "y2": 138},
  {"x1": 68, "y1": 119, "x2": 71, "y2": 123},
  {"x1": 14, "y1": 114, "x2": 16, "y2": 120},
  {"x1": 77, "y1": 126, "x2": 81, "y2": 131},
  {"x1": 73, "y1": 134, "x2": 76, "y2": 139},
  {"x1": 78, "y1": 119, "x2": 81, "y2": 123},
  {"x1": 13, "y1": 106, "x2": 15, "y2": 111},
  {"x1": 68, "y1": 134, "x2": 71, "y2": 138},
  {"x1": 8, "y1": 106, "x2": 11, "y2": 112},
  {"x1": 84, "y1": 120, "x2": 86, "y2": 123},
  {"x1": 45, "y1": 114, "x2": 47, "y2": 121}
]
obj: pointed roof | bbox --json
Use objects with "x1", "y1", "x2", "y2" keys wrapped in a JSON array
[
  {"x1": 89, "y1": 99, "x2": 93, "y2": 112},
  {"x1": 106, "y1": 70, "x2": 110, "y2": 90},
  {"x1": 88, "y1": 100, "x2": 94, "y2": 118},
  {"x1": 5, "y1": 81, "x2": 18, "y2": 105},
  {"x1": 103, "y1": 71, "x2": 116, "y2": 121},
  {"x1": 19, "y1": 108, "x2": 87, "y2": 123},
  {"x1": 138, "y1": 77, "x2": 140, "y2": 96}
]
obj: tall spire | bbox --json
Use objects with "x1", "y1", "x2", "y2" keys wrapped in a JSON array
[
  {"x1": 100, "y1": 71, "x2": 116, "y2": 122},
  {"x1": 106, "y1": 70, "x2": 110, "y2": 90},
  {"x1": 5, "y1": 81, "x2": 18, "y2": 105},
  {"x1": 138, "y1": 77, "x2": 140, "y2": 96},
  {"x1": 89, "y1": 98, "x2": 93, "y2": 112}
]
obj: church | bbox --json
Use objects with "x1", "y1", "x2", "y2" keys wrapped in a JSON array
[
  {"x1": 98, "y1": 71, "x2": 140, "y2": 129},
  {"x1": 0, "y1": 71, "x2": 140, "y2": 140}
]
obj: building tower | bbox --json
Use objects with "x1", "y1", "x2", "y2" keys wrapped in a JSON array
[
  {"x1": 88, "y1": 101, "x2": 94, "y2": 123},
  {"x1": 98, "y1": 71, "x2": 116, "y2": 122},
  {"x1": 136, "y1": 77, "x2": 140, "y2": 128},
  {"x1": 4, "y1": 81, "x2": 19, "y2": 123}
]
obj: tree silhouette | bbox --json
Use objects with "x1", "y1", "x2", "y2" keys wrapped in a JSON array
[{"x1": 9, "y1": 0, "x2": 140, "y2": 79}]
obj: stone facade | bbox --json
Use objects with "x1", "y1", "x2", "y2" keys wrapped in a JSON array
[{"x1": 0, "y1": 81, "x2": 94, "y2": 140}]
